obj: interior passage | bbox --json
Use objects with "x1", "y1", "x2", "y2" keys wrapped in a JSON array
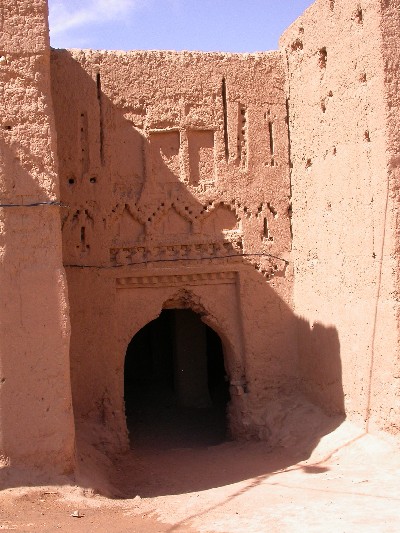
[{"x1": 124, "y1": 309, "x2": 230, "y2": 450}]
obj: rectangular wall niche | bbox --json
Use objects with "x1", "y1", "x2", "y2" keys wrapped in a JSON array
[
  {"x1": 150, "y1": 130, "x2": 180, "y2": 184},
  {"x1": 188, "y1": 130, "x2": 215, "y2": 185}
]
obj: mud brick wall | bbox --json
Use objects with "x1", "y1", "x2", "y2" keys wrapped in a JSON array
[
  {"x1": 281, "y1": 0, "x2": 400, "y2": 435},
  {"x1": 1, "y1": 0, "x2": 400, "y2": 473},
  {"x1": 50, "y1": 49, "x2": 298, "y2": 449},
  {"x1": 0, "y1": 0, "x2": 74, "y2": 471}
]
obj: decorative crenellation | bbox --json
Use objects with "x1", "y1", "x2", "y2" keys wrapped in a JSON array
[
  {"x1": 61, "y1": 195, "x2": 285, "y2": 271},
  {"x1": 109, "y1": 198, "x2": 243, "y2": 227},
  {"x1": 110, "y1": 237, "x2": 244, "y2": 266},
  {"x1": 253, "y1": 260, "x2": 288, "y2": 281},
  {"x1": 116, "y1": 271, "x2": 237, "y2": 288},
  {"x1": 110, "y1": 202, "x2": 147, "y2": 226}
]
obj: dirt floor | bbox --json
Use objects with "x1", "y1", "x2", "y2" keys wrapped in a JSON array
[{"x1": 0, "y1": 420, "x2": 399, "y2": 533}]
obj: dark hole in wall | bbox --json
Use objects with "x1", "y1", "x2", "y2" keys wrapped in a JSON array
[
  {"x1": 355, "y1": 6, "x2": 363, "y2": 24},
  {"x1": 319, "y1": 47, "x2": 327, "y2": 69},
  {"x1": 124, "y1": 309, "x2": 230, "y2": 450}
]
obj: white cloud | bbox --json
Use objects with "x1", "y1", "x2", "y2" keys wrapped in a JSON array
[{"x1": 49, "y1": 0, "x2": 142, "y2": 36}]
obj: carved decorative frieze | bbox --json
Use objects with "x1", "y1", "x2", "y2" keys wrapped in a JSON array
[
  {"x1": 116, "y1": 271, "x2": 237, "y2": 288},
  {"x1": 110, "y1": 236, "x2": 243, "y2": 266}
]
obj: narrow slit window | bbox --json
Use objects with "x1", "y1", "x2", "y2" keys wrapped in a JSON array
[
  {"x1": 268, "y1": 121, "x2": 275, "y2": 166},
  {"x1": 222, "y1": 78, "x2": 229, "y2": 161},
  {"x1": 263, "y1": 217, "x2": 269, "y2": 239}
]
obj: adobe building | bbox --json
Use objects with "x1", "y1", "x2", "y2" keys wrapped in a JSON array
[{"x1": 0, "y1": 0, "x2": 399, "y2": 475}]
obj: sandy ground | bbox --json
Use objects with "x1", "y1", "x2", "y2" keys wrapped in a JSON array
[{"x1": 0, "y1": 420, "x2": 399, "y2": 532}]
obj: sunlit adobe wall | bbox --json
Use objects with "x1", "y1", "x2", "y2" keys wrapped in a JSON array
[{"x1": 281, "y1": 0, "x2": 400, "y2": 437}]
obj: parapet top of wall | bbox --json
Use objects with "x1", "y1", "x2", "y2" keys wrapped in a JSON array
[
  {"x1": 0, "y1": 0, "x2": 50, "y2": 53},
  {"x1": 59, "y1": 49, "x2": 281, "y2": 69},
  {"x1": 280, "y1": 0, "x2": 382, "y2": 53},
  {"x1": 279, "y1": 0, "x2": 386, "y2": 153},
  {"x1": 0, "y1": 0, "x2": 58, "y2": 203}
]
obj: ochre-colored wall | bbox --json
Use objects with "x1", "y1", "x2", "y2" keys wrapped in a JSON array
[
  {"x1": 1, "y1": 0, "x2": 400, "y2": 474},
  {"x1": 0, "y1": 0, "x2": 75, "y2": 471},
  {"x1": 281, "y1": 0, "x2": 400, "y2": 435},
  {"x1": 50, "y1": 50, "x2": 303, "y2": 449},
  {"x1": 377, "y1": 0, "x2": 400, "y2": 436}
]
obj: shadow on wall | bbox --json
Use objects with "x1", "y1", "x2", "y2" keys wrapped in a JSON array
[
  {"x1": 298, "y1": 320, "x2": 344, "y2": 415},
  {"x1": 102, "y1": 295, "x2": 345, "y2": 498},
  {"x1": 0, "y1": 136, "x2": 74, "y2": 486},
  {"x1": 0, "y1": 49, "x2": 343, "y2": 495}
]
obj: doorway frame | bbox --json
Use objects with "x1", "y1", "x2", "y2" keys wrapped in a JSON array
[{"x1": 114, "y1": 269, "x2": 247, "y2": 451}]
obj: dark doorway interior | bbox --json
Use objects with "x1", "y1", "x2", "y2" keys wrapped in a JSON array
[{"x1": 124, "y1": 309, "x2": 230, "y2": 450}]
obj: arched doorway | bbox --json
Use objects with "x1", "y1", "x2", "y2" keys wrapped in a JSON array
[{"x1": 124, "y1": 309, "x2": 230, "y2": 450}]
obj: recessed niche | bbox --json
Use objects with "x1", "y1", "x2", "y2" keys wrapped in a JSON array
[
  {"x1": 319, "y1": 48, "x2": 327, "y2": 69},
  {"x1": 150, "y1": 131, "x2": 180, "y2": 184},
  {"x1": 188, "y1": 130, "x2": 215, "y2": 185}
]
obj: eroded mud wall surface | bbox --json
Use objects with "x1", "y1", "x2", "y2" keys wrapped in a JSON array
[
  {"x1": 51, "y1": 50, "x2": 299, "y2": 448},
  {"x1": 281, "y1": 0, "x2": 400, "y2": 435},
  {"x1": 0, "y1": 1, "x2": 75, "y2": 469},
  {"x1": 377, "y1": 0, "x2": 400, "y2": 436}
]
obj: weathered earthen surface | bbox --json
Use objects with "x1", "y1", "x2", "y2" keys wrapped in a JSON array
[
  {"x1": 377, "y1": 0, "x2": 400, "y2": 436},
  {"x1": 50, "y1": 49, "x2": 300, "y2": 450},
  {"x1": 1, "y1": 0, "x2": 400, "y2": 477},
  {"x1": 280, "y1": 0, "x2": 400, "y2": 434},
  {"x1": 0, "y1": 0, "x2": 74, "y2": 471}
]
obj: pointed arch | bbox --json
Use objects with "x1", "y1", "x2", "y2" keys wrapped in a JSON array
[{"x1": 201, "y1": 203, "x2": 241, "y2": 234}]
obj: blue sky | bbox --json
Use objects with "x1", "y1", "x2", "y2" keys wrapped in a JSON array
[{"x1": 48, "y1": 0, "x2": 314, "y2": 52}]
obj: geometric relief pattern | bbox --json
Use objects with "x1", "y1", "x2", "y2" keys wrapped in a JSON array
[
  {"x1": 153, "y1": 206, "x2": 192, "y2": 237},
  {"x1": 109, "y1": 199, "x2": 243, "y2": 265},
  {"x1": 116, "y1": 205, "x2": 145, "y2": 245},
  {"x1": 201, "y1": 204, "x2": 240, "y2": 234},
  {"x1": 116, "y1": 271, "x2": 237, "y2": 288},
  {"x1": 110, "y1": 238, "x2": 243, "y2": 266},
  {"x1": 62, "y1": 206, "x2": 95, "y2": 259}
]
